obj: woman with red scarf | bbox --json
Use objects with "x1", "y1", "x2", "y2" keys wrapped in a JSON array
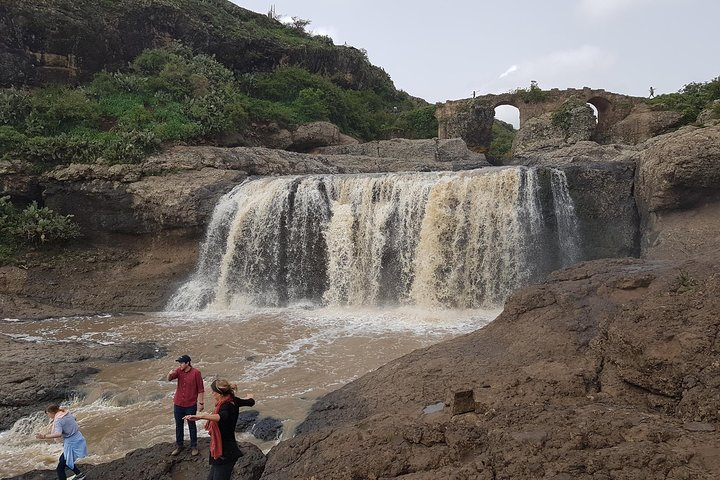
[{"x1": 184, "y1": 378, "x2": 255, "y2": 480}]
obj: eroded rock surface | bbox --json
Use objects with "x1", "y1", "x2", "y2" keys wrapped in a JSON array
[{"x1": 262, "y1": 256, "x2": 720, "y2": 479}]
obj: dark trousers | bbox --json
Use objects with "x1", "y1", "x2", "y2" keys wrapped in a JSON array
[
  {"x1": 173, "y1": 404, "x2": 198, "y2": 447},
  {"x1": 207, "y1": 459, "x2": 238, "y2": 480},
  {"x1": 57, "y1": 453, "x2": 81, "y2": 480}
]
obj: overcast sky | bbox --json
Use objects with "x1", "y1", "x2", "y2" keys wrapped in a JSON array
[{"x1": 232, "y1": 0, "x2": 719, "y2": 125}]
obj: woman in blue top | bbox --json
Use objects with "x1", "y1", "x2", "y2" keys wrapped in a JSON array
[{"x1": 36, "y1": 404, "x2": 88, "y2": 480}]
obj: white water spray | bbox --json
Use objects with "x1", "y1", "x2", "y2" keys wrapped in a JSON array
[{"x1": 168, "y1": 167, "x2": 582, "y2": 310}]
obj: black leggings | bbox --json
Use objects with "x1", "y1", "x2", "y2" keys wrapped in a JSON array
[
  {"x1": 57, "y1": 453, "x2": 81, "y2": 480},
  {"x1": 206, "y1": 459, "x2": 238, "y2": 480}
]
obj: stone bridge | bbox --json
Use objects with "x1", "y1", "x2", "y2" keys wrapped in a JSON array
[{"x1": 435, "y1": 88, "x2": 651, "y2": 151}]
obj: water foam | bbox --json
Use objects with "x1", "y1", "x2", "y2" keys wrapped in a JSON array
[{"x1": 168, "y1": 168, "x2": 582, "y2": 311}]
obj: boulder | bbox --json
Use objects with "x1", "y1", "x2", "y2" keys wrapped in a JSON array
[
  {"x1": 512, "y1": 101, "x2": 597, "y2": 156},
  {"x1": 288, "y1": 121, "x2": 358, "y2": 152},
  {"x1": 235, "y1": 410, "x2": 284, "y2": 441},
  {"x1": 635, "y1": 123, "x2": 720, "y2": 217},
  {"x1": 697, "y1": 101, "x2": 720, "y2": 125},
  {"x1": 608, "y1": 103, "x2": 683, "y2": 144}
]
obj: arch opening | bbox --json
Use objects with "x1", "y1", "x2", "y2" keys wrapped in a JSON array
[
  {"x1": 489, "y1": 104, "x2": 519, "y2": 163},
  {"x1": 586, "y1": 103, "x2": 599, "y2": 124}
]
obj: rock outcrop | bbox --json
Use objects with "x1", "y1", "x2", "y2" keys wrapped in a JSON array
[
  {"x1": 316, "y1": 137, "x2": 489, "y2": 169},
  {"x1": 561, "y1": 162, "x2": 639, "y2": 259},
  {"x1": 636, "y1": 123, "x2": 720, "y2": 216},
  {"x1": 635, "y1": 123, "x2": 720, "y2": 255},
  {"x1": 37, "y1": 141, "x2": 488, "y2": 235},
  {"x1": 262, "y1": 255, "x2": 720, "y2": 479},
  {"x1": 512, "y1": 101, "x2": 597, "y2": 156},
  {"x1": 507, "y1": 141, "x2": 640, "y2": 166},
  {"x1": 0, "y1": 0, "x2": 389, "y2": 92},
  {"x1": 4, "y1": 438, "x2": 266, "y2": 480},
  {"x1": 608, "y1": 103, "x2": 683, "y2": 145}
]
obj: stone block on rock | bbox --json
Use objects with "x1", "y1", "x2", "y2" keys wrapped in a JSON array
[{"x1": 449, "y1": 389, "x2": 476, "y2": 416}]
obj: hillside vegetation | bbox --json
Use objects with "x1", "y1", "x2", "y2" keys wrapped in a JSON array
[
  {"x1": 0, "y1": 43, "x2": 436, "y2": 170},
  {"x1": 649, "y1": 76, "x2": 720, "y2": 125},
  {"x1": 0, "y1": 0, "x2": 438, "y2": 170}
]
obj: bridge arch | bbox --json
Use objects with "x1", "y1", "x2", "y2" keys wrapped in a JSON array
[
  {"x1": 493, "y1": 101, "x2": 520, "y2": 129},
  {"x1": 436, "y1": 88, "x2": 644, "y2": 151}
]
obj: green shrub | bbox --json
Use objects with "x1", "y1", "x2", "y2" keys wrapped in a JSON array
[
  {"x1": 99, "y1": 131, "x2": 161, "y2": 164},
  {"x1": 16, "y1": 134, "x2": 101, "y2": 168},
  {"x1": 29, "y1": 88, "x2": 100, "y2": 134},
  {"x1": 0, "y1": 126, "x2": 27, "y2": 156},
  {"x1": 8, "y1": 201, "x2": 81, "y2": 245},
  {"x1": 0, "y1": 88, "x2": 32, "y2": 127},
  {"x1": 392, "y1": 106, "x2": 438, "y2": 139},
  {"x1": 514, "y1": 80, "x2": 548, "y2": 103},
  {"x1": 0, "y1": 197, "x2": 81, "y2": 263},
  {"x1": 649, "y1": 76, "x2": 720, "y2": 125},
  {"x1": 488, "y1": 120, "x2": 515, "y2": 158},
  {"x1": 292, "y1": 88, "x2": 331, "y2": 122}
]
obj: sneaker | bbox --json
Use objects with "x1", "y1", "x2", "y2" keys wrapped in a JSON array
[
  {"x1": 170, "y1": 446, "x2": 183, "y2": 456},
  {"x1": 191, "y1": 448, "x2": 199, "y2": 456}
]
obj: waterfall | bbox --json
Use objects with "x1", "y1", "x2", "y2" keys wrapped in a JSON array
[
  {"x1": 167, "y1": 167, "x2": 582, "y2": 310},
  {"x1": 550, "y1": 168, "x2": 582, "y2": 267}
]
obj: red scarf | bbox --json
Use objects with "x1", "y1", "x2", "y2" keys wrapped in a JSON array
[{"x1": 205, "y1": 396, "x2": 233, "y2": 459}]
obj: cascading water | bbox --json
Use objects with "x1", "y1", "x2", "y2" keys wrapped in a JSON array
[
  {"x1": 167, "y1": 167, "x2": 582, "y2": 310},
  {"x1": 550, "y1": 168, "x2": 582, "y2": 267}
]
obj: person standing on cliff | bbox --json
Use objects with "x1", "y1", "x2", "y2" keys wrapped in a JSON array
[
  {"x1": 36, "y1": 404, "x2": 88, "y2": 480},
  {"x1": 168, "y1": 354, "x2": 205, "y2": 456},
  {"x1": 649, "y1": 86, "x2": 655, "y2": 98}
]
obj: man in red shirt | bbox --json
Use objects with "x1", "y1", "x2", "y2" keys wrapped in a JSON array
[{"x1": 167, "y1": 354, "x2": 205, "y2": 456}]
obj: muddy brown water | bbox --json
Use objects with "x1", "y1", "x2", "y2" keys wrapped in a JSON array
[{"x1": 0, "y1": 307, "x2": 498, "y2": 477}]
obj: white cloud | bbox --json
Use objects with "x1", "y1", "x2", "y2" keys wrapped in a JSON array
[
  {"x1": 499, "y1": 65, "x2": 518, "y2": 79},
  {"x1": 484, "y1": 45, "x2": 616, "y2": 94},
  {"x1": 578, "y1": 0, "x2": 653, "y2": 18}
]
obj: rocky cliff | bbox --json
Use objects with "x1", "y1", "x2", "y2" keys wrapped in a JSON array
[
  {"x1": 0, "y1": 0, "x2": 389, "y2": 91},
  {"x1": 262, "y1": 253, "x2": 720, "y2": 479}
]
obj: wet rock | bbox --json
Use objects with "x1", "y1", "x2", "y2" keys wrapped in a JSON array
[
  {"x1": 250, "y1": 417, "x2": 283, "y2": 442},
  {"x1": 5, "y1": 439, "x2": 265, "y2": 480},
  {"x1": 235, "y1": 410, "x2": 260, "y2": 432},
  {"x1": 234, "y1": 410, "x2": 283, "y2": 441},
  {"x1": 0, "y1": 335, "x2": 165, "y2": 430}
]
